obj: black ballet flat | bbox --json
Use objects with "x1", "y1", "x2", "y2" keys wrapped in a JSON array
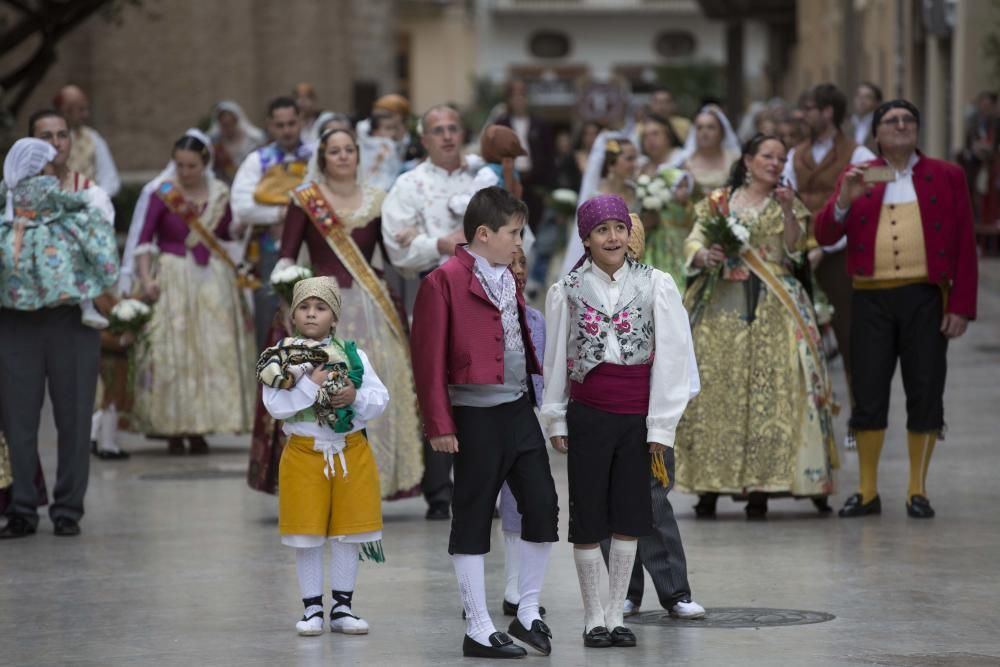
[
  {"x1": 582, "y1": 626, "x2": 613, "y2": 648},
  {"x1": 508, "y1": 618, "x2": 551, "y2": 655},
  {"x1": 838, "y1": 493, "x2": 881, "y2": 518},
  {"x1": 462, "y1": 631, "x2": 527, "y2": 659},
  {"x1": 745, "y1": 492, "x2": 768, "y2": 520},
  {"x1": 906, "y1": 494, "x2": 935, "y2": 519},
  {"x1": 609, "y1": 626, "x2": 636, "y2": 647},
  {"x1": 502, "y1": 599, "x2": 546, "y2": 618},
  {"x1": 812, "y1": 497, "x2": 833, "y2": 514}
]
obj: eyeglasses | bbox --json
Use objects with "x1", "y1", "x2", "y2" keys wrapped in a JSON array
[
  {"x1": 879, "y1": 115, "x2": 918, "y2": 128},
  {"x1": 427, "y1": 124, "x2": 460, "y2": 137}
]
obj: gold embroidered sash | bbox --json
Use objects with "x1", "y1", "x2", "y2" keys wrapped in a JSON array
[
  {"x1": 156, "y1": 183, "x2": 260, "y2": 289},
  {"x1": 291, "y1": 183, "x2": 407, "y2": 343}
]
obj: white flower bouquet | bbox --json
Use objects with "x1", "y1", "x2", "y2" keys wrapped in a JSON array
[
  {"x1": 271, "y1": 265, "x2": 314, "y2": 305},
  {"x1": 108, "y1": 299, "x2": 153, "y2": 336},
  {"x1": 635, "y1": 172, "x2": 675, "y2": 214},
  {"x1": 549, "y1": 188, "x2": 579, "y2": 217}
]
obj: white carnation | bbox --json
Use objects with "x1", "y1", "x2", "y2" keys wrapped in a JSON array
[
  {"x1": 642, "y1": 196, "x2": 662, "y2": 211},
  {"x1": 636, "y1": 175, "x2": 652, "y2": 186},
  {"x1": 730, "y1": 222, "x2": 751, "y2": 245},
  {"x1": 648, "y1": 179, "x2": 666, "y2": 194},
  {"x1": 552, "y1": 188, "x2": 578, "y2": 206}
]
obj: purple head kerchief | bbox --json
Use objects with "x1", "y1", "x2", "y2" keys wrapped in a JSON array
[{"x1": 577, "y1": 194, "x2": 632, "y2": 241}]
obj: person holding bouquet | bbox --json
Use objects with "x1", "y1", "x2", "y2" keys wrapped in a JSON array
[{"x1": 674, "y1": 134, "x2": 838, "y2": 519}]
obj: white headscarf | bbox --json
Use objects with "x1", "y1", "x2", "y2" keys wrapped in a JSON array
[
  {"x1": 3, "y1": 138, "x2": 57, "y2": 221},
  {"x1": 559, "y1": 129, "x2": 630, "y2": 277},
  {"x1": 667, "y1": 104, "x2": 741, "y2": 169},
  {"x1": 119, "y1": 128, "x2": 215, "y2": 294},
  {"x1": 208, "y1": 100, "x2": 265, "y2": 146}
]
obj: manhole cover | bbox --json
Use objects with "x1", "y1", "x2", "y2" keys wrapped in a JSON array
[
  {"x1": 631, "y1": 607, "x2": 835, "y2": 628},
  {"x1": 139, "y1": 470, "x2": 245, "y2": 481}
]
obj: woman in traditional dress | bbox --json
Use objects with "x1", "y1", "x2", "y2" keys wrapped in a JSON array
[
  {"x1": 208, "y1": 101, "x2": 266, "y2": 185},
  {"x1": 129, "y1": 130, "x2": 255, "y2": 454},
  {"x1": 668, "y1": 105, "x2": 741, "y2": 199},
  {"x1": 674, "y1": 134, "x2": 837, "y2": 519},
  {"x1": 249, "y1": 127, "x2": 423, "y2": 499}
]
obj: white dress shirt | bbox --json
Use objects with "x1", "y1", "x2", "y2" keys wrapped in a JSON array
[
  {"x1": 851, "y1": 113, "x2": 874, "y2": 147},
  {"x1": 541, "y1": 260, "x2": 697, "y2": 448},
  {"x1": 380, "y1": 159, "x2": 477, "y2": 276},
  {"x1": 90, "y1": 129, "x2": 121, "y2": 197},
  {"x1": 231, "y1": 148, "x2": 305, "y2": 227}
]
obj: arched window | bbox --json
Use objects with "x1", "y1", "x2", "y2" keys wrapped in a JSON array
[
  {"x1": 528, "y1": 31, "x2": 571, "y2": 59},
  {"x1": 654, "y1": 31, "x2": 696, "y2": 58}
]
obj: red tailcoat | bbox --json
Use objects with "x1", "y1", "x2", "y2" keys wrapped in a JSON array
[
  {"x1": 410, "y1": 245, "x2": 541, "y2": 438},
  {"x1": 814, "y1": 155, "x2": 978, "y2": 319}
]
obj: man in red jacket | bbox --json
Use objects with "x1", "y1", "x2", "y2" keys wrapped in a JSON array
[
  {"x1": 410, "y1": 187, "x2": 558, "y2": 659},
  {"x1": 815, "y1": 99, "x2": 978, "y2": 520}
]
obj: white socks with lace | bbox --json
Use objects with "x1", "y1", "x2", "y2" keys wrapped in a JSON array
[
  {"x1": 606, "y1": 538, "x2": 638, "y2": 629},
  {"x1": 516, "y1": 540, "x2": 551, "y2": 628},
  {"x1": 453, "y1": 554, "x2": 497, "y2": 646},
  {"x1": 503, "y1": 531, "x2": 520, "y2": 605},
  {"x1": 573, "y1": 547, "x2": 605, "y2": 632}
]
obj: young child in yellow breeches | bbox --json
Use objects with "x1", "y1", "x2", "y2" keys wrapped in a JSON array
[{"x1": 259, "y1": 276, "x2": 389, "y2": 637}]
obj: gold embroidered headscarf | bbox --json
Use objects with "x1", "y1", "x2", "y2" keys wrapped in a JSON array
[{"x1": 291, "y1": 276, "x2": 342, "y2": 320}]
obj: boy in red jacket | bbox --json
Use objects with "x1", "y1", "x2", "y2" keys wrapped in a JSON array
[{"x1": 410, "y1": 186, "x2": 559, "y2": 659}]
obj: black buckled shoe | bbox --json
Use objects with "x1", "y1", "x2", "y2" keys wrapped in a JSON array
[
  {"x1": 906, "y1": 494, "x2": 935, "y2": 519},
  {"x1": 838, "y1": 493, "x2": 881, "y2": 518},
  {"x1": 502, "y1": 599, "x2": 546, "y2": 618},
  {"x1": 582, "y1": 626, "x2": 613, "y2": 648},
  {"x1": 462, "y1": 631, "x2": 527, "y2": 659},
  {"x1": 53, "y1": 517, "x2": 81, "y2": 537},
  {"x1": 508, "y1": 618, "x2": 551, "y2": 655},
  {"x1": 609, "y1": 626, "x2": 637, "y2": 647},
  {"x1": 0, "y1": 515, "x2": 37, "y2": 539}
]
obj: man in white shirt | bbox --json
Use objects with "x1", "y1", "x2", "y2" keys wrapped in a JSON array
[
  {"x1": 232, "y1": 96, "x2": 312, "y2": 349},
  {"x1": 381, "y1": 105, "x2": 478, "y2": 519},
  {"x1": 53, "y1": 85, "x2": 120, "y2": 197},
  {"x1": 850, "y1": 82, "x2": 883, "y2": 152},
  {"x1": 783, "y1": 84, "x2": 876, "y2": 418}
]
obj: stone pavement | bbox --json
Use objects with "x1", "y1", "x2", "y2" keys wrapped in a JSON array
[{"x1": 1, "y1": 260, "x2": 999, "y2": 667}]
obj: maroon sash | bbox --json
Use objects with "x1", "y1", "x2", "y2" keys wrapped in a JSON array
[{"x1": 570, "y1": 363, "x2": 652, "y2": 415}]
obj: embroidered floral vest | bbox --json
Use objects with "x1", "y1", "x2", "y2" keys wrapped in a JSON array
[{"x1": 562, "y1": 259, "x2": 656, "y2": 383}]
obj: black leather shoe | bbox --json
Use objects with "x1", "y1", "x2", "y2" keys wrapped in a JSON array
[
  {"x1": 0, "y1": 515, "x2": 37, "y2": 539},
  {"x1": 53, "y1": 517, "x2": 81, "y2": 537},
  {"x1": 906, "y1": 494, "x2": 935, "y2": 519},
  {"x1": 609, "y1": 626, "x2": 637, "y2": 647},
  {"x1": 838, "y1": 493, "x2": 881, "y2": 518},
  {"x1": 508, "y1": 618, "x2": 551, "y2": 655},
  {"x1": 812, "y1": 497, "x2": 833, "y2": 514},
  {"x1": 94, "y1": 447, "x2": 130, "y2": 460},
  {"x1": 425, "y1": 503, "x2": 450, "y2": 521},
  {"x1": 694, "y1": 493, "x2": 718, "y2": 518},
  {"x1": 745, "y1": 493, "x2": 768, "y2": 520},
  {"x1": 582, "y1": 626, "x2": 613, "y2": 648},
  {"x1": 462, "y1": 632, "x2": 527, "y2": 659},
  {"x1": 502, "y1": 599, "x2": 546, "y2": 618}
]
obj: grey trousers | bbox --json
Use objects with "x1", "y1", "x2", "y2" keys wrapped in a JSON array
[
  {"x1": 253, "y1": 244, "x2": 280, "y2": 352},
  {"x1": 0, "y1": 306, "x2": 100, "y2": 525},
  {"x1": 600, "y1": 457, "x2": 692, "y2": 608}
]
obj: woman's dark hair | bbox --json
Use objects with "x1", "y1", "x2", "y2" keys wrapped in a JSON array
[
  {"x1": 600, "y1": 137, "x2": 633, "y2": 178},
  {"x1": 316, "y1": 127, "x2": 359, "y2": 174},
  {"x1": 173, "y1": 135, "x2": 211, "y2": 165},
  {"x1": 727, "y1": 133, "x2": 784, "y2": 191},
  {"x1": 574, "y1": 120, "x2": 604, "y2": 151},
  {"x1": 642, "y1": 112, "x2": 682, "y2": 153},
  {"x1": 463, "y1": 186, "x2": 528, "y2": 242}
]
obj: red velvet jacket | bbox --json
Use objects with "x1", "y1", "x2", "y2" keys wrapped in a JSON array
[
  {"x1": 410, "y1": 246, "x2": 541, "y2": 438},
  {"x1": 814, "y1": 154, "x2": 978, "y2": 319}
]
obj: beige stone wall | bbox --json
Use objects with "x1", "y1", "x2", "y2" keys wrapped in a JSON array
[
  {"x1": 398, "y1": 6, "x2": 477, "y2": 114},
  {"x1": 10, "y1": 0, "x2": 397, "y2": 173}
]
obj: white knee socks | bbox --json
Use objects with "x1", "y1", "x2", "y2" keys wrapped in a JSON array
[
  {"x1": 453, "y1": 554, "x2": 497, "y2": 646},
  {"x1": 605, "y1": 538, "x2": 638, "y2": 629},
  {"x1": 330, "y1": 541, "x2": 360, "y2": 613},
  {"x1": 503, "y1": 531, "x2": 520, "y2": 605},
  {"x1": 296, "y1": 546, "x2": 324, "y2": 617},
  {"x1": 573, "y1": 547, "x2": 605, "y2": 632},
  {"x1": 516, "y1": 540, "x2": 551, "y2": 629}
]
